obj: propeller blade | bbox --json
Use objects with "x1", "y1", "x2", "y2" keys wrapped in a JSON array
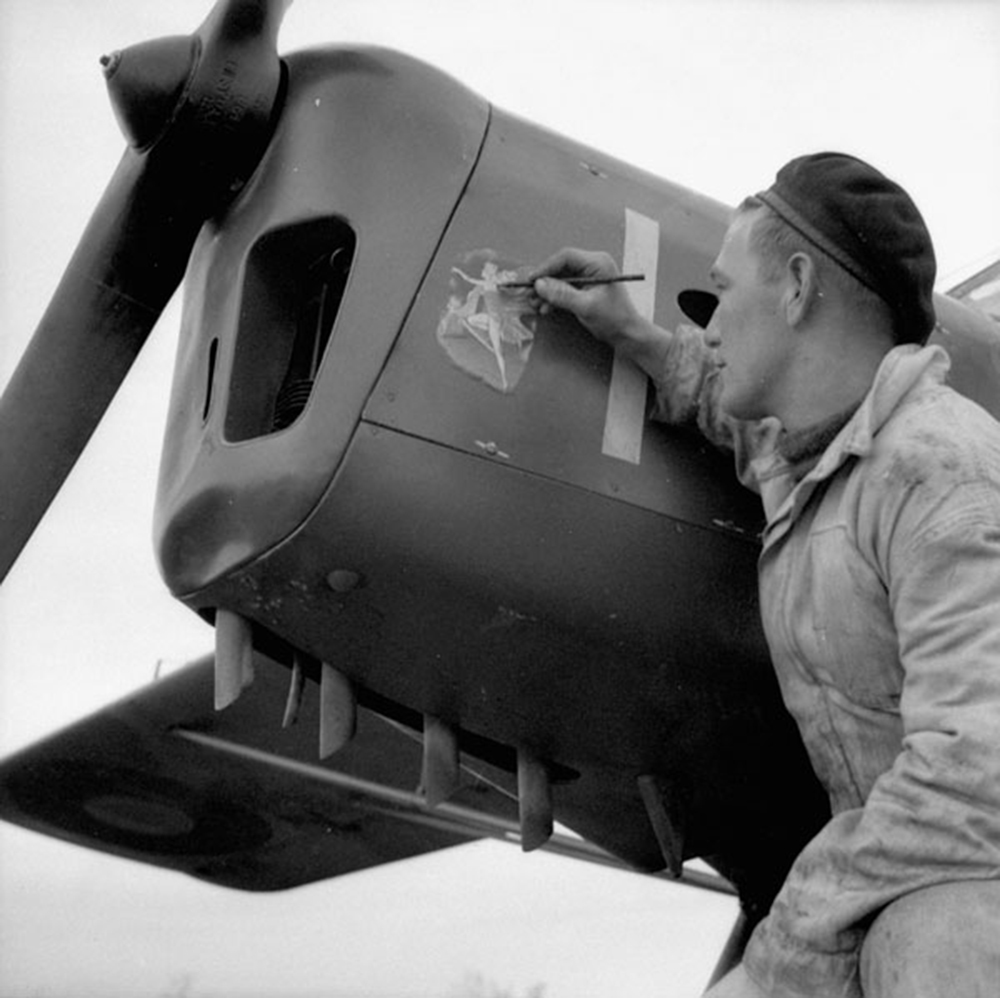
[{"x1": 0, "y1": 0, "x2": 289, "y2": 584}]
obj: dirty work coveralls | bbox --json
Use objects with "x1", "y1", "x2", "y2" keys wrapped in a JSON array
[{"x1": 653, "y1": 331, "x2": 1000, "y2": 997}]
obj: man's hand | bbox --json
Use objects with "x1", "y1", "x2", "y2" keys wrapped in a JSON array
[
  {"x1": 522, "y1": 247, "x2": 674, "y2": 378},
  {"x1": 524, "y1": 248, "x2": 639, "y2": 345}
]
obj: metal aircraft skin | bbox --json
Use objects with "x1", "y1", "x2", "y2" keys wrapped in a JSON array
[{"x1": 1, "y1": 0, "x2": 998, "y2": 965}]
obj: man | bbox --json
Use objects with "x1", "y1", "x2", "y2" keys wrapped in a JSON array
[{"x1": 524, "y1": 153, "x2": 1000, "y2": 997}]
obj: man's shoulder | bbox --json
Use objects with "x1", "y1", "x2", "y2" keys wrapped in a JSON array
[
  {"x1": 867, "y1": 381, "x2": 1000, "y2": 494},
  {"x1": 883, "y1": 377, "x2": 1000, "y2": 445}
]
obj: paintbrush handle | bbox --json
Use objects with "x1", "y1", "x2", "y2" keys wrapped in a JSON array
[{"x1": 499, "y1": 273, "x2": 645, "y2": 289}]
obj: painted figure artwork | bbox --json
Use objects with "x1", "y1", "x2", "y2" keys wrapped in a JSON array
[{"x1": 436, "y1": 251, "x2": 538, "y2": 393}]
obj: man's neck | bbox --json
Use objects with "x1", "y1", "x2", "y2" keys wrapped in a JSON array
[
  {"x1": 777, "y1": 326, "x2": 891, "y2": 434},
  {"x1": 776, "y1": 399, "x2": 862, "y2": 465}
]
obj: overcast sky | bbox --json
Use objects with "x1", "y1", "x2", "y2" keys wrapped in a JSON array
[{"x1": 1, "y1": 2, "x2": 998, "y2": 997}]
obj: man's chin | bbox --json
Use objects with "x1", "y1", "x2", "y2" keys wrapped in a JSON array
[
  {"x1": 720, "y1": 391, "x2": 765, "y2": 424},
  {"x1": 718, "y1": 387, "x2": 744, "y2": 420}
]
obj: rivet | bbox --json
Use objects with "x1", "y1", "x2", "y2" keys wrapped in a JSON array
[{"x1": 326, "y1": 570, "x2": 363, "y2": 594}]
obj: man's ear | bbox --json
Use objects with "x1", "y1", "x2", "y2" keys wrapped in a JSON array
[{"x1": 783, "y1": 252, "x2": 819, "y2": 327}]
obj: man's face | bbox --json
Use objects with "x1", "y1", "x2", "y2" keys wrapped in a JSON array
[{"x1": 706, "y1": 210, "x2": 791, "y2": 422}]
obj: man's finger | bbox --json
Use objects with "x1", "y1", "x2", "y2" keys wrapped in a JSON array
[
  {"x1": 534, "y1": 276, "x2": 587, "y2": 312},
  {"x1": 527, "y1": 247, "x2": 617, "y2": 285}
]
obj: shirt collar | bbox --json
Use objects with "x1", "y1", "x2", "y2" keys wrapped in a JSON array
[{"x1": 829, "y1": 343, "x2": 951, "y2": 466}]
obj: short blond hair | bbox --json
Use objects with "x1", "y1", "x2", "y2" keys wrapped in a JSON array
[{"x1": 738, "y1": 196, "x2": 895, "y2": 337}]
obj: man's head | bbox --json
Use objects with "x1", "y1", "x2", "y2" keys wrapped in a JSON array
[
  {"x1": 751, "y1": 152, "x2": 937, "y2": 344},
  {"x1": 704, "y1": 152, "x2": 936, "y2": 426}
]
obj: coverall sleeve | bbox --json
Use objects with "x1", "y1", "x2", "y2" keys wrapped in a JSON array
[
  {"x1": 647, "y1": 322, "x2": 769, "y2": 491},
  {"x1": 743, "y1": 475, "x2": 1000, "y2": 997}
]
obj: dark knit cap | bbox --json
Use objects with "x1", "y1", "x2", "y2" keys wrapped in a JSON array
[{"x1": 756, "y1": 152, "x2": 937, "y2": 343}]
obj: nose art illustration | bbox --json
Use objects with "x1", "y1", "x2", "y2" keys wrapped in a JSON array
[{"x1": 436, "y1": 252, "x2": 537, "y2": 393}]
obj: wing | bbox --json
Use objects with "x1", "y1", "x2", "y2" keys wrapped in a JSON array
[
  {"x1": 0, "y1": 650, "x2": 735, "y2": 895},
  {"x1": 947, "y1": 257, "x2": 1000, "y2": 322},
  {"x1": 930, "y1": 265, "x2": 1000, "y2": 421},
  {"x1": 0, "y1": 652, "x2": 517, "y2": 890}
]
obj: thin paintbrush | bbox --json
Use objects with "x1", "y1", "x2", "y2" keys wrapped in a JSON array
[{"x1": 498, "y1": 273, "x2": 645, "y2": 289}]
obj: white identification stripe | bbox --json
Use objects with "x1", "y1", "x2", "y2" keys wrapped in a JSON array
[{"x1": 601, "y1": 208, "x2": 659, "y2": 464}]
